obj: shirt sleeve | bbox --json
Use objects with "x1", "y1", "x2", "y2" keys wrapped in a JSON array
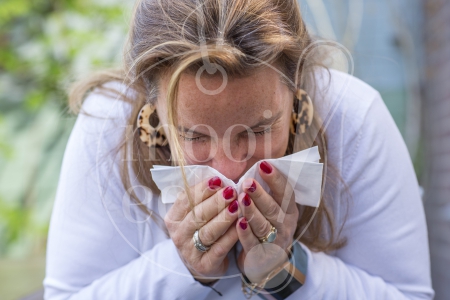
[
  {"x1": 293, "y1": 92, "x2": 434, "y2": 299},
  {"x1": 43, "y1": 88, "x2": 213, "y2": 300}
]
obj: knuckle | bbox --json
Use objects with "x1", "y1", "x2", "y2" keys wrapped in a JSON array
[
  {"x1": 171, "y1": 233, "x2": 183, "y2": 248},
  {"x1": 264, "y1": 203, "x2": 279, "y2": 220},
  {"x1": 273, "y1": 173, "x2": 286, "y2": 188},
  {"x1": 212, "y1": 192, "x2": 223, "y2": 211},
  {"x1": 199, "y1": 226, "x2": 215, "y2": 246},
  {"x1": 191, "y1": 188, "x2": 203, "y2": 204},
  {"x1": 164, "y1": 216, "x2": 173, "y2": 232},
  {"x1": 253, "y1": 186, "x2": 264, "y2": 199},
  {"x1": 182, "y1": 191, "x2": 197, "y2": 209},
  {"x1": 164, "y1": 214, "x2": 175, "y2": 230},
  {"x1": 241, "y1": 204, "x2": 254, "y2": 218},
  {"x1": 211, "y1": 242, "x2": 228, "y2": 258},
  {"x1": 192, "y1": 206, "x2": 205, "y2": 223},
  {"x1": 163, "y1": 214, "x2": 170, "y2": 226},
  {"x1": 176, "y1": 190, "x2": 188, "y2": 204},
  {"x1": 256, "y1": 220, "x2": 272, "y2": 237},
  {"x1": 273, "y1": 183, "x2": 291, "y2": 201}
]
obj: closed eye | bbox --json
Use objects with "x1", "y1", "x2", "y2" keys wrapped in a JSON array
[
  {"x1": 179, "y1": 127, "x2": 272, "y2": 142},
  {"x1": 253, "y1": 127, "x2": 271, "y2": 136},
  {"x1": 180, "y1": 135, "x2": 199, "y2": 142},
  {"x1": 179, "y1": 134, "x2": 206, "y2": 142}
]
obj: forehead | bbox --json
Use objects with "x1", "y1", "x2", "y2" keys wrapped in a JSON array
[{"x1": 159, "y1": 66, "x2": 291, "y2": 133}]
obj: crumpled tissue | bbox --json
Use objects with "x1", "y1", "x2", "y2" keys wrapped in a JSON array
[{"x1": 150, "y1": 146, "x2": 323, "y2": 207}]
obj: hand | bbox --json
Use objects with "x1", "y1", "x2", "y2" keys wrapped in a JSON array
[
  {"x1": 236, "y1": 161, "x2": 299, "y2": 284},
  {"x1": 164, "y1": 176, "x2": 239, "y2": 284}
]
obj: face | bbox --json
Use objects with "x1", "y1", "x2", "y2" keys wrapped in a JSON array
[{"x1": 156, "y1": 65, "x2": 293, "y2": 183}]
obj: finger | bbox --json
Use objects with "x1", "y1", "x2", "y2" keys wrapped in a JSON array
[
  {"x1": 196, "y1": 199, "x2": 239, "y2": 246},
  {"x1": 236, "y1": 217, "x2": 260, "y2": 254},
  {"x1": 242, "y1": 178, "x2": 282, "y2": 225},
  {"x1": 238, "y1": 193, "x2": 273, "y2": 240},
  {"x1": 185, "y1": 186, "x2": 237, "y2": 231},
  {"x1": 259, "y1": 161, "x2": 296, "y2": 213},
  {"x1": 166, "y1": 176, "x2": 223, "y2": 224},
  {"x1": 203, "y1": 223, "x2": 239, "y2": 267}
]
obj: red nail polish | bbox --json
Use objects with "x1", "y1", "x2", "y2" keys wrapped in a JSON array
[
  {"x1": 208, "y1": 176, "x2": 221, "y2": 190},
  {"x1": 228, "y1": 200, "x2": 238, "y2": 213},
  {"x1": 239, "y1": 218, "x2": 248, "y2": 230},
  {"x1": 242, "y1": 194, "x2": 251, "y2": 206},
  {"x1": 247, "y1": 181, "x2": 256, "y2": 193},
  {"x1": 260, "y1": 161, "x2": 273, "y2": 174},
  {"x1": 223, "y1": 186, "x2": 235, "y2": 200}
]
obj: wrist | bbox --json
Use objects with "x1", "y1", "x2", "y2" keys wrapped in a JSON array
[
  {"x1": 241, "y1": 241, "x2": 308, "y2": 299},
  {"x1": 241, "y1": 245, "x2": 291, "y2": 285}
]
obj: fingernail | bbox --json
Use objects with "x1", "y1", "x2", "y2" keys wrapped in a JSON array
[
  {"x1": 208, "y1": 176, "x2": 222, "y2": 190},
  {"x1": 239, "y1": 218, "x2": 248, "y2": 230},
  {"x1": 243, "y1": 179, "x2": 257, "y2": 193},
  {"x1": 260, "y1": 161, "x2": 273, "y2": 174},
  {"x1": 228, "y1": 200, "x2": 238, "y2": 213},
  {"x1": 223, "y1": 186, "x2": 235, "y2": 200},
  {"x1": 242, "y1": 194, "x2": 251, "y2": 206}
]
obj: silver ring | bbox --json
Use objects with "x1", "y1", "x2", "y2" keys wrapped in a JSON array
[
  {"x1": 258, "y1": 225, "x2": 277, "y2": 243},
  {"x1": 193, "y1": 229, "x2": 211, "y2": 252}
]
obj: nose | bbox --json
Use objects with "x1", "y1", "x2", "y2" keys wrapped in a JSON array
[{"x1": 210, "y1": 140, "x2": 248, "y2": 183}]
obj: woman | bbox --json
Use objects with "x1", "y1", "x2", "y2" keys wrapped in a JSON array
[{"x1": 44, "y1": 0, "x2": 434, "y2": 299}]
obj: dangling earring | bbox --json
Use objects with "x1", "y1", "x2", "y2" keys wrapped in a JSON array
[
  {"x1": 290, "y1": 89, "x2": 314, "y2": 134},
  {"x1": 136, "y1": 103, "x2": 168, "y2": 147}
]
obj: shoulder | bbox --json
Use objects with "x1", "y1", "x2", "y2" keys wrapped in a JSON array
[
  {"x1": 70, "y1": 81, "x2": 136, "y2": 158},
  {"x1": 313, "y1": 67, "x2": 382, "y2": 133},
  {"x1": 80, "y1": 81, "x2": 135, "y2": 121},
  {"x1": 312, "y1": 67, "x2": 390, "y2": 150},
  {"x1": 61, "y1": 81, "x2": 163, "y2": 234},
  {"x1": 312, "y1": 68, "x2": 401, "y2": 180}
]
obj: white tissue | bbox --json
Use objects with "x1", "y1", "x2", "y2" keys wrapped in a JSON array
[{"x1": 150, "y1": 146, "x2": 323, "y2": 207}]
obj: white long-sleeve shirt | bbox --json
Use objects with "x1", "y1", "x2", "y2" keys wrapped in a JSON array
[{"x1": 43, "y1": 68, "x2": 434, "y2": 299}]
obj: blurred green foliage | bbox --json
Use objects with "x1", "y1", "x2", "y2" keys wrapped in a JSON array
[{"x1": 0, "y1": 0, "x2": 132, "y2": 258}]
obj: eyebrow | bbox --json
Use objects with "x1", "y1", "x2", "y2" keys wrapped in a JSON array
[{"x1": 178, "y1": 111, "x2": 283, "y2": 136}]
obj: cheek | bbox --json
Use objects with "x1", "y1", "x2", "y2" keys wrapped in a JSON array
[{"x1": 181, "y1": 141, "x2": 215, "y2": 164}]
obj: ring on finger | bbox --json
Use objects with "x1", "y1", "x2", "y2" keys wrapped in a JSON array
[
  {"x1": 258, "y1": 225, "x2": 277, "y2": 243},
  {"x1": 193, "y1": 229, "x2": 211, "y2": 252}
]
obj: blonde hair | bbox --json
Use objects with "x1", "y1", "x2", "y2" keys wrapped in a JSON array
[{"x1": 69, "y1": 0, "x2": 347, "y2": 253}]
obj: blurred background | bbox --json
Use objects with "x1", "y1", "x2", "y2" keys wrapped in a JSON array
[{"x1": 0, "y1": 0, "x2": 448, "y2": 299}]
